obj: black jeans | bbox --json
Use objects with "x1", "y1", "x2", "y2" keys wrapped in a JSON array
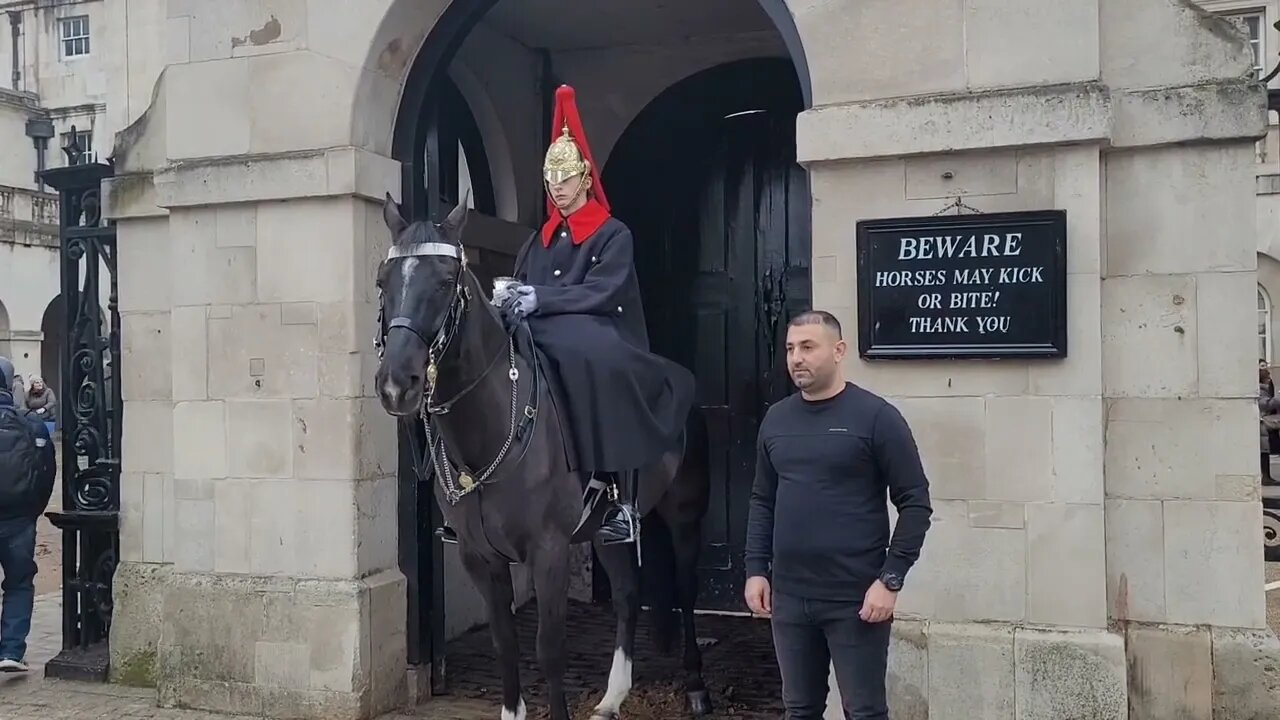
[{"x1": 771, "y1": 588, "x2": 892, "y2": 720}]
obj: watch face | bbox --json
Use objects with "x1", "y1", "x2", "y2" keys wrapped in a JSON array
[{"x1": 881, "y1": 573, "x2": 903, "y2": 591}]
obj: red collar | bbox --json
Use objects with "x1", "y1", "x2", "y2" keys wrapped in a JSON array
[{"x1": 541, "y1": 198, "x2": 611, "y2": 247}]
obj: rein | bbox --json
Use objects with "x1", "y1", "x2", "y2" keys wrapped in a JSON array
[{"x1": 375, "y1": 239, "x2": 541, "y2": 506}]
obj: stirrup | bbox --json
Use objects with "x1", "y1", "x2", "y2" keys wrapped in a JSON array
[
  {"x1": 435, "y1": 526, "x2": 459, "y2": 545},
  {"x1": 596, "y1": 504, "x2": 639, "y2": 545}
]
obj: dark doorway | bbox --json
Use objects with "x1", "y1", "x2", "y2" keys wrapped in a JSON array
[
  {"x1": 40, "y1": 294, "x2": 65, "y2": 398},
  {"x1": 604, "y1": 58, "x2": 812, "y2": 611}
]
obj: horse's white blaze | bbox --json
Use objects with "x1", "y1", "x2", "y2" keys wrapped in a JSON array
[
  {"x1": 500, "y1": 697, "x2": 526, "y2": 720},
  {"x1": 594, "y1": 647, "x2": 633, "y2": 716},
  {"x1": 397, "y1": 256, "x2": 419, "y2": 308}
]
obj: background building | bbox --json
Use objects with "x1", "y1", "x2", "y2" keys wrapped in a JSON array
[{"x1": 0, "y1": 0, "x2": 116, "y2": 389}]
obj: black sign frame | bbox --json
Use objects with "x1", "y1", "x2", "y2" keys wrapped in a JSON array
[{"x1": 856, "y1": 209, "x2": 1068, "y2": 360}]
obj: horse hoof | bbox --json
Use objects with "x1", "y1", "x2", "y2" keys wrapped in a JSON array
[
  {"x1": 589, "y1": 710, "x2": 619, "y2": 720},
  {"x1": 686, "y1": 689, "x2": 713, "y2": 716}
]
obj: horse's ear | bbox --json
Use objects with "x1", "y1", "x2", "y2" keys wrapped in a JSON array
[
  {"x1": 442, "y1": 190, "x2": 470, "y2": 240},
  {"x1": 383, "y1": 192, "x2": 408, "y2": 239}
]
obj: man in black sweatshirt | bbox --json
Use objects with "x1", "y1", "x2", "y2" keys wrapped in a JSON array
[{"x1": 745, "y1": 311, "x2": 932, "y2": 719}]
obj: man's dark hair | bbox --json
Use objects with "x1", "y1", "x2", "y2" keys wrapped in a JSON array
[{"x1": 788, "y1": 310, "x2": 842, "y2": 339}]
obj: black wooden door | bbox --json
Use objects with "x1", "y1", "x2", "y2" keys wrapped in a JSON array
[
  {"x1": 610, "y1": 59, "x2": 810, "y2": 611},
  {"x1": 679, "y1": 109, "x2": 810, "y2": 610}
]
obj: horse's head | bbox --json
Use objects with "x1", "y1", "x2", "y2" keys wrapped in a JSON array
[{"x1": 374, "y1": 193, "x2": 470, "y2": 416}]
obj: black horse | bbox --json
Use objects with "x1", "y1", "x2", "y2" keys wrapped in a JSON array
[{"x1": 374, "y1": 195, "x2": 714, "y2": 720}]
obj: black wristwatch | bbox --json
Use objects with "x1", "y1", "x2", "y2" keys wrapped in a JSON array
[{"x1": 879, "y1": 571, "x2": 904, "y2": 592}]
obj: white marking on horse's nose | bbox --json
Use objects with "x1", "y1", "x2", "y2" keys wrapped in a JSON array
[{"x1": 381, "y1": 376, "x2": 405, "y2": 404}]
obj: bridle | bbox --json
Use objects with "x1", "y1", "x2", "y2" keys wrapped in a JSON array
[{"x1": 374, "y1": 236, "x2": 540, "y2": 506}]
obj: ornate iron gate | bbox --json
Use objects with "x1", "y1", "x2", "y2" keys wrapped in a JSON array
[{"x1": 36, "y1": 130, "x2": 121, "y2": 682}]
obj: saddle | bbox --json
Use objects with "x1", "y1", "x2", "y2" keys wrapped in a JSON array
[{"x1": 509, "y1": 315, "x2": 579, "y2": 475}]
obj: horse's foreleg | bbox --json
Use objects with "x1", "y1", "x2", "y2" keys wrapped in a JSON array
[
  {"x1": 670, "y1": 520, "x2": 713, "y2": 716},
  {"x1": 460, "y1": 552, "x2": 524, "y2": 719},
  {"x1": 531, "y1": 545, "x2": 571, "y2": 720},
  {"x1": 590, "y1": 541, "x2": 640, "y2": 720}
]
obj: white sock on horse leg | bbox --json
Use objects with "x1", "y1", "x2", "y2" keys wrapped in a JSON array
[
  {"x1": 501, "y1": 696, "x2": 526, "y2": 720},
  {"x1": 595, "y1": 646, "x2": 633, "y2": 716}
]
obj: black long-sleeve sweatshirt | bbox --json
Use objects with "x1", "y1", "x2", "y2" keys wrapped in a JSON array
[{"x1": 745, "y1": 382, "x2": 933, "y2": 601}]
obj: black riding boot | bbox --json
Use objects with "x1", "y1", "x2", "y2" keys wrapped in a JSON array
[{"x1": 596, "y1": 471, "x2": 639, "y2": 545}]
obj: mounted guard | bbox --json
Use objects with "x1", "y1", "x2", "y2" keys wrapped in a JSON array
[{"x1": 501, "y1": 85, "x2": 696, "y2": 545}]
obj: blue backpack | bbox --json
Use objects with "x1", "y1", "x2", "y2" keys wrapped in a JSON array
[{"x1": 0, "y1": 406, "x2": 40, "y2": 513}]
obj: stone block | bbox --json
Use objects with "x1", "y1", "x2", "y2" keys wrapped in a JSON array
[
  {"x1": 1104, "y1": 146, "x2": 1255, "y2": 277},
  {"x1": 357, "y1": 397, "x2": 399, "y2": 480},
  {"x1": 1163, "y1": 501, "x2": 1267, "y2": 628},
  {"x1": 1211, "y1": 627, "x2": 1280, "y2": 720},
  {"x1": 298, "y1": 480, "x2": 358, "y2": 578},
  {"x1": 318, "y1": 352, "x2": 365, "y2": 400},
  {"x1": 123, "y1": 400, "x2": 174, "y2": 475},
  {"x1": 1052, "y1": 144, "x2": 1103, "y2": 276},
  {"x1": 894, "y1": 397, "x2": 985, "y2": 500},
  {"x1": 214, "y1": 478, "x2": 252, "y2": 573},
  {"x1": 985, "y1": 397, "x2": 1054, "y2": 502},
  {"x1": 318, "y1": 301, "x2": 360, "y2": 353},
  {"x1": 165, "y1": 58, "x2": 252, "y2": 160},
  {"x1": 886, "y1": 620, "x2": 929, "y2": 720},
  {"x1": 1026, "y1": 503, "x2": 1106, "y2": 627},
  {"x1": 355, "y1": 475, "x2": 398, "y2": 575},
  {"x1": 1104, "y1": 499, "x2": 1166, "y2": 623},
  {"x1": 967, "y1": 501, "x2": 1024, "y2": 529},
  {"x1": 1100, "y1": 0, "x2": 1253, "y2": 89},
  {"x1": 208, "y1": 304, "x2": 319, "y2": 400},
  {"x1": 791, "y1": 0, "x2": 965, "y2": 106},
  {"x1": 1101, "y1": 274, "x2": 1198, "y2": 398},
  {"x1": 110, "y1": 561, "x2": 172, "y2": 687},
  {"x1": 122, "y1": 312, "x2": 173, "y2": 402},
  {"x1": 173, "y1": 401, "x2": 226, "y2": 480},
  {"x1": 1105, "y1": 399, "x2": 1257, "y2": 500},
  {"x1": 172, "y1": 498, "x2": 215, "y2": 571},
  {"x1": 1049, "y1": 397, "x2": 1104, "y2": 504},
  {"x1": 179, "y1": 0, "x2": 307, "y2": 62},
  {"x1": 216, "y1": 205, "x2": 258, "y2": 248},
  {"x1": 928, "y1": 623, "x2": 1015, "y2": 720},
  {"x1": 1126, "y1": 623, "x2": 1212, "y2": 720},
  {"x1": 929, "y1": 502, "x2": 1026, "y2": 622},
  {"x1": 117, "y1": 217, "x2": 172, "y2": 313},
  {"x1": 1112, "y1": 83, "x2": 1265, "y2": 149},
  {"x1": 171, "y1": 306, "x2": 209, "y2": 401},
  {"x1": 1197, "y1": 271, "x2": 1257, "y2": 399},
  {"x1": 293, "y1": 399, "x2": 358, "y2": 480},
  {"x1": 365, "y1": 569, "x2": 409, "y2": 712},
  {"x1": 227, "y1": 400, "x2": 294, "y2": 478},
  {"x1": 169, "y1": 208, "x2": 258, "y2": 307},
  {"x1": 798, "y1": 84, "x2": 1109, "y2": 165},
  {"x1": 903, "y1": 150, "x2": 1018, "y2": 199},
  {"x1": 1014, "y1": 627, "x2": 1127, "y2": 720},
  {"x1": 256, "y1": 198, "x2": 357, "y2": 304},
  {"x1": 1031, "y1": 274, "x2": 1103, "y2": 398},
  {"x1": 964, "y1": 0, "x2": 1099, "y2": 89},
  {"x1": 155, "y1": 571, "x2": 395, "y2": 718},
  {"x1": 248, "y1": 51, "x2": 360, "y2": 154}
]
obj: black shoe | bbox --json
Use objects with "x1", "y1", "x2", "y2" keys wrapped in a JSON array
[
  {"x1": 436, "y1": 526, "x2": 459, "y2": 544},
  {"x1": 596, "y1": 503, "x2": 639, "y2": 545}
]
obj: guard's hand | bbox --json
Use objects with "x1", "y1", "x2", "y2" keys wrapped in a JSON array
[
  {"x1": 744, "y1": 575, "x2": 772, "y2": 617},
  {"x1": 859, "y1": 580, "x2": 897, "y2": 623}
]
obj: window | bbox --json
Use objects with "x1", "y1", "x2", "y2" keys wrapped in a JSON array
[
  {"x1": 1222, "y1": 10, "x2": 1265, "y2": 78},
  {"x1": 61, "y1": 129, "x2": 92, "y2": 165},
  {"x1": 1260, "y1": 285, "x2": 1272, "y2": 365},
  {"x1": 59, "y1": 16, "x2": 90, "y2": 59}
]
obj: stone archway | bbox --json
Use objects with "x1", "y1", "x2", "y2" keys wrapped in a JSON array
[
  {"x1": 39, "y1": 294, "x2": 64, "y2": 398},
  {"x1": 378, "y1": 0, "x2": 818, "y2": 691}
]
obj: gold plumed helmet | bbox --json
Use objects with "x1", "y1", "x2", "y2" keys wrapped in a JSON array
[{"x1": 544, "y1": 123, "x2": 589, "y2": 185}]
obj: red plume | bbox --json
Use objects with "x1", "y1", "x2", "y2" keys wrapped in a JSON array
[{"x1": 542, "y1": 85, "x2": 612, "y2": 246}]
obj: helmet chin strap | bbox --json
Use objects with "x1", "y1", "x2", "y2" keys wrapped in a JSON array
[{"x1": 547, "y1": 174, "x2": 590, "y2": 214}]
